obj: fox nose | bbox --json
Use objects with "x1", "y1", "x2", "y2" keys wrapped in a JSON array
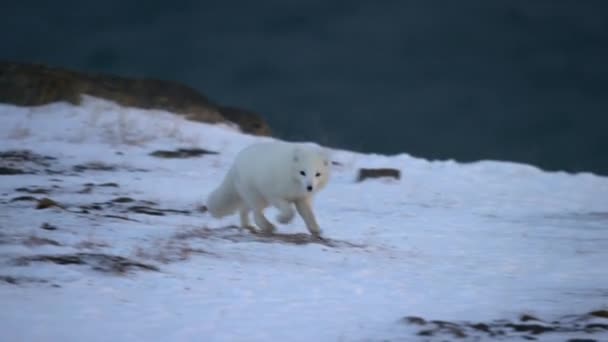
[{"x1": 306, "y1": 185, "x2": 313, "y2": 192}]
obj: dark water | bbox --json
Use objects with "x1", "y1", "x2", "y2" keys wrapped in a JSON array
[{"x1": 2, "y1": 1, "x2": 607, "y2": 175}]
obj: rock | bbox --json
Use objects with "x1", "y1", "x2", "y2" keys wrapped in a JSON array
[
  {"x1": 111, "y1": 197, "x2": 135, "y2": 203},
  {"x1": 0, "y1": 61, "x2": 271, "y2": 136},
  {"x1": 40, "y1": 223, "x2": 58, "y2": 231},
  {"x1": 356, "y1": 168, "x2": 401, "y2": 182},
  {"x1": 403, "y1": 316, "x2": 427, "y2": 325}
]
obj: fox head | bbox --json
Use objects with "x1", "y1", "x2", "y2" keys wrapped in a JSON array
[{"x1": 291, "y1": 145, "x2": 330, "y2": 196}]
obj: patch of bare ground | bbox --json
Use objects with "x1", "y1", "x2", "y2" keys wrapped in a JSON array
[
  {"x1": 174, "y1": 226, "x2": 366, "y2": 248},
  {"x1": 22, "y1": 236, "x2": 62, "y2": 247},
  {"x1": 401, "y1": 310, "x2": 608, "y2": 340},
  {"x1": 0, "y1": 275, "x2": 48, "y2": 285},
  {"x1": 149, "y1": 147, "x2": 218, "y2": 159},
  {"x1": 134, "y1": 240, "x2": 214, "y2": 264},
  {"x1": 13, "y1": 253, "x2": 159, "y2": 274},
  {"x1": 0, "y1": 150, "x2": 58, "y2": 175},
  {"x1": 74, "y1": 239, "x2": 110, "y2": 250}
]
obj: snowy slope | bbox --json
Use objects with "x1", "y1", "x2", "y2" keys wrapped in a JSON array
[{"x1": 0, "y1": 96, "x2": 607, "y2": 342}]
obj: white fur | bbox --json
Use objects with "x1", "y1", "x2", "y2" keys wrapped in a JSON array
[{"x1": 206, "y1": 141, "x2": 331, "y2": 236}]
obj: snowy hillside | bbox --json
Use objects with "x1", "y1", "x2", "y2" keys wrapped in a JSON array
[{"x1": 1, "y1": 96, "x2": 607, "y2": 341}]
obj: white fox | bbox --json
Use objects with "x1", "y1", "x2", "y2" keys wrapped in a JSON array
[{"x1": 206, "y1": 141, "x2": 331, "y2": 237}]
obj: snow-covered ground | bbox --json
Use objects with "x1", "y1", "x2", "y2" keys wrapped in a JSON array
[{"x1": 1, "y1": 96, "x2": 607, "y2": 341}]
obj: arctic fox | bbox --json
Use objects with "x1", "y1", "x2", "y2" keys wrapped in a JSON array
[{"x1": 206, "y1": 141, "x2": 331, "y2": 237}]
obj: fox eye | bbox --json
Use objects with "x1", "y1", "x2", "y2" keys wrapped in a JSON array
[
  {"x1": 315, "y1": 172, "x2": 321, "y2": 177},
  {"x1": 300, "y1": 170, "x2": 306, "y2": 176}
]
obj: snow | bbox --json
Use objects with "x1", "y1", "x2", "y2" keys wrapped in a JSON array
[{"x1": 0, "y1": 96, "x2": 607, "y2": 341}]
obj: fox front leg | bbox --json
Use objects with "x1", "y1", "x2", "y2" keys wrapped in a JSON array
[{"x1": 294, "y1": 198, "x2": 321, "y2": 237}]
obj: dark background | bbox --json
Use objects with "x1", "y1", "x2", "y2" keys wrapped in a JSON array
[{"x1": 1, "y1": 0, "x2": 607, "y2": 175}]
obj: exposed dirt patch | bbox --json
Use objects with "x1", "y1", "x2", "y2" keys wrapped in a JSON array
[
  {"x1": 23, "y1": 236, "x2": 62, "y2": 247},
  {"x1": 76, "y1": 197, "x2": 190, "y2": 217},
  {"x1": 134, "y1": 240, "x2": 214, "y2": 264},
  {"x1": 0, "y1": 275, "x2": 48, "y2": 285},
  {"x1": 13, "y1": 253, "x2": 159, "y2": 274},
  {"x1": 36, "y1": 197, "x2": 64, "y2": 210},
  {"x1": 78, "y1": 182, "x2": 120, "y2": 194},
  {"x1": 16, "y1": 186, "x2": 58, "y2": 194},
  {"x1": 72, "y1": 162, "x2": 117, "y2": 172},
  {"x1": 74, "y1": 240, "x2": 110, "y2": 250},
  {"x1": 111, "y1": 197, "x2": 136, "y2": 203},
  {"x1": 0, "y1": 167, "x2": 25, "y2": 175},
  {"x1": 10, "y1": 195, "x2": 38, "y2": 202},
  {"x1": 401, "y1": 310, "x2": 608, "y2": 340},
  {"x1": 0, "y1": 150, "x2": 58, "y2": 175},
  {"x1": 149, "y1": 147, "x2": 218, "y2": 159},
  {"x1": 174, "y1": 226, "x2": 366, "y2": 248},
  {"x1": 72, "y1": 162, "x2": 146, "y2": 174},
  {"x1": 127, "y1": 205, "x2": 191, "y2": 216}
]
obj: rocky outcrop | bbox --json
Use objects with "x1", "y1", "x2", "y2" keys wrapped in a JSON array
[{"x1": 0, "y1": 61, "x2": 271, "y2": 136}]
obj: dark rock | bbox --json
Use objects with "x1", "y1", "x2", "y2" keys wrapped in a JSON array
[
  {"x1": 0, "y1": 167, "x2": 24, "y2": 175},
  {"x1": 403, "y1": 316, "x2": 426, "y2": 325},
  {"x1": 99, "y1": 182, "x2": 119, "y2": 187},
  {"x1": 567, "y1": 339, "x2": 598, "y2": 342},
  {"x1": 589, "y1": 310, "x2": 608, "y2": 319},
  {"x1": 356, "y1": 168, "x2": 401, "y2": 182},
  {"x1": 111, "y1": 197, "x2": 135, "y2": 203},
  {"x1": 0, "y1": 62, "x2": 271, "y2": 136},
  {"x1": 40, "y1": 222, "x2": 58, "y2": 231},
  {"x1": 520, "y1": 314, "x2": 543, "y2": 322},
  {"x1": 149, "y1": 147, "x2": 218, "y2": 159}
]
